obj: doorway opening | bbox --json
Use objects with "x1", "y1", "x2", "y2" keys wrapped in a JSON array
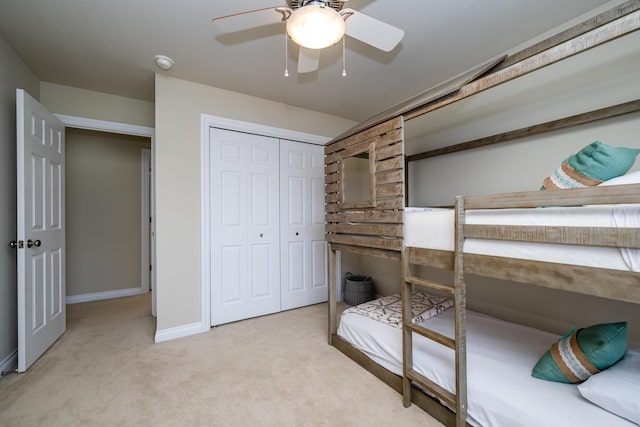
[
  {"x1": 57, "y1": 115, "x2": 156, "y2": 316},
  {"x1": 65, "y1": 128, "x2": 151, "y2": 306}
]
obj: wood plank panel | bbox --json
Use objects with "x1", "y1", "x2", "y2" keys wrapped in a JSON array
[
  {"x1": 465, "y1": 224, "x2": 640, "y2": 248},
  {"x1": 325, "y1": 203, "x2": 340, "y2": 213},
  {"x1": 375, "y1": 197, "x2": 404, "y2": 210},
  {"x1": 325, "y1": 162, "x2": 339, "y2": 174},
  {"x1": 325, "y1": 151, "x2": 340, "y2": 165},
  {"x1": 326, "y1": 117, "x2": 402, "y2": 154},
  {"x1": 326, "y1": 211, "x2": 403, "y2": 224},
  {"x1": 340, "y1": 138, "x2": 377, "y2": 160},
  {"x1": 407, "y1": 369, "x2": 456, "y2": 408},
  {"x1": 377, "y1": 157, "x2": 403, "y2": 173},
  {"x1": 405, "y1": 275, "x2": 455, "y2": 294},
  {"x1": 408, "y1": 247, "x2": 455, "y2": 270},
  {"x1": 325, "y1": 182, "x2": 339, "y2": 194},
  {"x1": 376, "y1": 129, "x2": 403, "y2": 148},
  {"x1": 464, "y1": 184, "x2": 640, "y2": 209},
  {"x1": 325, "y1": 192, "x2": 339, "y2": 204},
  {"x1": 331, "y1": 243, "x2": 401, "y2": 260},
  {"x1": 326, "y1": 223, "x2": 403, "y2": 237},
  {"x1": 376, "y1": 183, "x2": 403, "y2": 199},
  {"x1": 325, "y1": 172, "x2": 339, "y2": 185},
  {"x1": 376, "y1": 142, "x2": 402, "y2": 161},
  {"x1": 465, "y1": 254, "x2": 640, "y2": 304},
  {"x1": 327, "y1": 233, "x2": 402, "y2": 251},
  {"x1": 376, "y1": 169, "x2": 403, "y2": 185}
]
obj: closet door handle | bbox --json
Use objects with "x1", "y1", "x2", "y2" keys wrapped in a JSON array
[
  {"x1": 259, "y1": 233, "x2": 264, "y2": 238},
  {"x1": 295, "y1": 232, "x2": 299, "y2": 236}
]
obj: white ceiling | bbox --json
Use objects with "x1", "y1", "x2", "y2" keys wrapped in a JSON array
[{"x1": 0, "y1": 0, "x2": 618, "y2": 122}]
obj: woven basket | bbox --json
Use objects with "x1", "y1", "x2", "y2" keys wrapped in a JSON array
[{"x1": 344, "y1": 272, "x2": 374, "y2": 306}]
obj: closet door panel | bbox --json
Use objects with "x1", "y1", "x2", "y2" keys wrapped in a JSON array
[
  {"x1": 287, "y1": 241, "x2": 305, "y2": 293},
  {"x1": 211, "y1": 128, "x2": 280, "y2": 325},
  {"x1": 308, "y1": 150, "x2": 328, "y2": 303},
  {"x1": 221, "y1": 246, "x2": 242, "y2": 303},
  {"x1": 280, "y1": 140, "x2": 327, "y2": 310}
]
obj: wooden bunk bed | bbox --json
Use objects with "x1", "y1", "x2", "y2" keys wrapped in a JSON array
[{"x1": 325, "y1": 2, "x2": 640, "y2": 426}]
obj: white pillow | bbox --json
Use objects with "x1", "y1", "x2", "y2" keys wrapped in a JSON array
[
  {"x1": 598, "y1": 170, "x2": 640, "y2": 186},
  {"x1": 577, "y1": 349, "x2": 640, "y2": 424}
]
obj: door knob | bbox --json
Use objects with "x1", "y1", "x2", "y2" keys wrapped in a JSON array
[
  {"x1": 27, "y1": 239, "x2": 41, "y2": 248},
  {"x1": 9, "y1": 241, "x2": 17, "y2": 249}
]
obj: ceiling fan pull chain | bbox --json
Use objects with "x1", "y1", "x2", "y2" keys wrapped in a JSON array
[
  {"x1": 284, "y1": 31, "x2": 290, "y2": 77},
  {"x1": 342, "y1": 36, "x2": 347, "y2": 77}
]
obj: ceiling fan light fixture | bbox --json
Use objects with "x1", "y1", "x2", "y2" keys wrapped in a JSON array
[{"x1": 286, "y1": 4, "x2": 345, "y2": 50}]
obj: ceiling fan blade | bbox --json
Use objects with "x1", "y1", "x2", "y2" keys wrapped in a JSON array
[
  {"x1": 341, "y1": 8, "x2": 405, "y2": 52},
  {"x1": 212, "y1": 7, "x2": 289, "y2": 33},
  {"x1": 298, "y1": 47, "x2": 321, "y2": 73}
]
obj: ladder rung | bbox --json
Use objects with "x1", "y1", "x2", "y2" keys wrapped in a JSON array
[
  {"x1": 407, "y1": 368, "x2": 456, "y2": 408},
  {"x1": 406, "y1": 323, "x2": 455, "y2": 349},
  {"x1": 405, "y1": 275, "x2": 454, "y2": 294}
]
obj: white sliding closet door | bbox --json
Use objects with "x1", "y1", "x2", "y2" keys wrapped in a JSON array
[
  {"x1": 280, "y1": 140, "x2": 327, "y2": 310},
  {"x1": 210, "y1": 128, "x2": 280, "y2": 325}
]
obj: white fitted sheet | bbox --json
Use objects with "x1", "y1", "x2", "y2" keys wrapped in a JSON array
[
  {"x1": 338, "y1": 307, "x2": 636, "y2": 427},
  {"x1": 404, "y1": 205, "x2": 639, "y2": 272}
]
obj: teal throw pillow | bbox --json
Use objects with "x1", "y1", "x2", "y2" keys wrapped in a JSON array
[
  {"x1": 531, "y1": 322, "x2": 627, "y2": 384},
  {"x1": 542, "y1": 141, "x2": 640, "y2": 190},
  {"x1": 569, "y1": 141, "x2": 640, "y2": 181}
]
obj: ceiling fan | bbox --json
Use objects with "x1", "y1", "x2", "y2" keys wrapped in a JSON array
[{"x1": 212, "y1": 0, "x2": 405, "y2": 74}]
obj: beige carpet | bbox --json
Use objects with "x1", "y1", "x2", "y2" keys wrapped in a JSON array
[{"x1": 0, "y1": 294, "x2": 442, "y2": 426}]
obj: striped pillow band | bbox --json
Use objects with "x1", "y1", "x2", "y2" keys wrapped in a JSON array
[
  {"x1": 543, "y1": 161, "x2": 602, "y2": 190},
  {"x1": 549, "y1": 329, "x2": 600, "y2": 383}
]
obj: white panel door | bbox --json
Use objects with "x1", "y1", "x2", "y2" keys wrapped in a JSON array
[
  {"x1": 16, "y1": 89, "x2": 66, "y2": 372},
  {"x1": 210, "y1": 128, "x2": 280, "y2": 325},
  {"x1": 280, "y1": 140, "x2": 327, "y2": 310}
]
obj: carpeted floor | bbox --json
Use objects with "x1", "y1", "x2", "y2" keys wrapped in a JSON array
[{"x1": 0, "y1": 294, "x2": 442, "y2": 426}]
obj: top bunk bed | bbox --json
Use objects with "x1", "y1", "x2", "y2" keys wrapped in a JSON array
[
  {"x1": 404, "y1": 185, "x2": 640, "y2": 304},
  {"x1": 324, "y1": 2, "x2": 640, "y2": 426}
]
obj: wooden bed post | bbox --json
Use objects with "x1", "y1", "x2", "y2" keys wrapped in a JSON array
[
  {"x1": 401, "y1": 246, "x2": 413, "y2": 408},
  {"x1": 328, "y1": 243, "x2": 337, "y2": 344},
  {"x1": 454, "y1": 196, "x2": 468, "y2": 426}
]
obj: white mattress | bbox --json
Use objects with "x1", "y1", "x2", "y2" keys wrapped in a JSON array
[
  {"x1": 338, "y1": 307, "x2": 636, "y2": 427},
  {"x1": 404, "y1": 205, "x2": 639, "y2": 272}
]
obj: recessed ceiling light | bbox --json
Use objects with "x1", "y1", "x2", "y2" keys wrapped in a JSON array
[{"x1": 154, "y1": 55, "x2": 174, "y2": 70}]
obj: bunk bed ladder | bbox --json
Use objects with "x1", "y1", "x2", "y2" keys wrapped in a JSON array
[{"x1": 402, "y1": 197, "x2": 467, "y2": 426}]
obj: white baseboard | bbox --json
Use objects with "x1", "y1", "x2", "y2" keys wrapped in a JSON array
[
  {"x1": 1, "y1": 349, "x2": 17, "y2": 378},
  {"x1": 154, "y1": 321, "x2": 208, "y2": 343},
  {"x1": 66, "y1": 287, "x2": 143, "y2": 304}
]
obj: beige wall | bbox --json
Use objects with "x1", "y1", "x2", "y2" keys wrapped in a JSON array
[
  {"x1": 0, "y1": 35, "x2": 41, "y2": 370},
  {"x1": 40, "y1": 82, "x2": 154, "y2": 128},
  {"x1": 155, "y1": 74, "x2": 355, "y2": 331},
  {"x1": 66, "y1": 128, "x2": 151, "y2": 297}
]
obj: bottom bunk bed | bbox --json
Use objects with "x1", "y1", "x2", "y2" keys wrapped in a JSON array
[
  {"x1": 337, "y1": 293, "x2": 639, "y2": 426},
  {"x1": 328, "y1": 184, "x2": 640, "y2": 427}
]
